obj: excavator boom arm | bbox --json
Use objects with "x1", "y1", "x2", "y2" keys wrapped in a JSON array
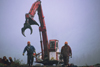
[{"x1": 21, "y1": 0, "x2": 49, "y2": 61}]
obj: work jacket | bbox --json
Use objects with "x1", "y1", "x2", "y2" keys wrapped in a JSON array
[
  {"x1": 61, "y1": 44, "x2": 72, "y2": 57},
  {"x1": 2, "y1": 59, "x2": 9, "y2": 65},
  {"x1": 23, "y1": 45, "x2": 35, "y2": 55}
]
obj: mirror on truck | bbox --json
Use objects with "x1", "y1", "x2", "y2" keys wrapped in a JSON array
[{"x1": 56, "y1": 41, "x2": 59, "y2": 52}]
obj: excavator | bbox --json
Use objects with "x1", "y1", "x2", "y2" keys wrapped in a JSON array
[{"x1": 21, "y1": 0, "x2": 62, "y2": 65}]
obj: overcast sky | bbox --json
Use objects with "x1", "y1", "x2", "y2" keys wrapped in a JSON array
[{"x1": 0, "y1": 0, "x2": 100, "y2": 66}]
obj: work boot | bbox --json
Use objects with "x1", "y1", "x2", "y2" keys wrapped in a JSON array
[
  {"x1": 62, "y1": 65, "x2": 64, "y2": 67},
  {"x1": 62, "y1": 65, "x2": 68, "y2": 67},
  {"x1": 64, "y1": 65, "x2": 68, "y2": 67},
  {"x1": 31, "y1": 65, "x2": 33, "y2": 67}
]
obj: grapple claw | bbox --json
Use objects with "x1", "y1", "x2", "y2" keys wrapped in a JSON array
[
  {"x1": 21, "y1": 22, "x2": 33, "y2": 37},
  {"x1": 21, "y1": 17, "x2": 39, "y2": 37},
  {"x1": 21, "y1": 28, "x2": 26, "y2": 37}
]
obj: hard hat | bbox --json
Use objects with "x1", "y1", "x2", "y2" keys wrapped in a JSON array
[
  {"x1": 65, "y1": 41, "x2": 68, "y2": 45},
  {"x1": 9, "y1": 57, "x2": 12, "y2": 60},
  {"x1": 3, "y1": 56, "x2": 6, "y2": 59},
  {"x1": 27, "y1": 41, "x2": 30, "y2": 44}
]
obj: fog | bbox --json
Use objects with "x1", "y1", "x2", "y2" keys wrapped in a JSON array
[{"x1": 0, "y1": 0, "x2": 100, "y2": 66}]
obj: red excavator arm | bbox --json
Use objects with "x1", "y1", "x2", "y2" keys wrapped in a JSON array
[{"x1": 21, "y1": 0, "x2": 49, "y2": 62}]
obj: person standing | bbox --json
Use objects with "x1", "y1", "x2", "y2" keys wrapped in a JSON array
[
  {"x1": 61, "y1": 41, "x2": 72, "y2": 66},
  {"x1": 23, "y1": 41, "x2": 36, "y2": 66}
]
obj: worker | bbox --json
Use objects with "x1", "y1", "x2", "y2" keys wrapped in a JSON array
[
  {"x1": 2, "y1": 56, "x2": 10, "y2": 66},
  {"x1": 9, "y1": 57, "x2": 14, "y2": 65},
  {"x1": 23, "y1": 41, "x2": 36, "y2": 66},
  {"x1": 61, "y1": 41, "x2": 72, "y2": 66},
  {"x1": 0, "y1": 58, "x2": 3, "y2": 64}
]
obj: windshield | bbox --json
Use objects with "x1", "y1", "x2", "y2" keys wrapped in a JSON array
[{"x1": 50, "y1": 41, "x2": 55, "y2": 48}]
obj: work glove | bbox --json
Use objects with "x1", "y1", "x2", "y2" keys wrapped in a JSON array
[
  {"x1": 71, "y1": 55, "x2": 72, "y2": 58},
  {"x1": 69, "y1": 54, "x2": 72, "y2": 58},
  {"x1": 34, "y1": 50, "x2": 36, "y2": 54},
  {"x1": 70, "y1": 54, "x2": 72, "y2": 58},
  {"x1": 23, "y1": 53, "x2": 24, "y2": 56}
]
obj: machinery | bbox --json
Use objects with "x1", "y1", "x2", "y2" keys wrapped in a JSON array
[{"x1": 21, "y1": 0, "x2": 62, "y2": 65}]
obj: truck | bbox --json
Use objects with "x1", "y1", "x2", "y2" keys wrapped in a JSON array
[{"x1": 21, "y1": 0, "x2": 62, "y2": 65}]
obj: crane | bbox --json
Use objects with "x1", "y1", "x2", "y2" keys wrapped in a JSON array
[{"x1": 21, "y1": 0, "x2": 61, "y2": 65}]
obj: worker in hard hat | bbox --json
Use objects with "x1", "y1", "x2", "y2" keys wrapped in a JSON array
[
  {"x1": 22, "y1": 41, "x2": 36, "y2": 66},
  {"x1": 61, "y1": 41, "x2": 72, "y2": 66}
]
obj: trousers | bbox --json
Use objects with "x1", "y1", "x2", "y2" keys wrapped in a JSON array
[
  {"x1": 63, "y1": 56, "x2": 69, "y2": 65},
  {"x1": 27, "y1": 54, "x2": 34, "y2": 66}
]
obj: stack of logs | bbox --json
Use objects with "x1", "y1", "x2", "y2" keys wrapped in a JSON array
[{"x1": 0, "y1": 56, "x2": 14, "y2": 66}]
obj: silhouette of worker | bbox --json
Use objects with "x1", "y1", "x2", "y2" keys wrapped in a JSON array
[
  {"x1": 2, "y1": 56, "x2": 10, "y2": 66},
  {"x1": 23, "y1": 41, "x2": 36, "y2": 66},
  {"x1": 61, "y1": 41, "x2": 72, "y2": 66}
]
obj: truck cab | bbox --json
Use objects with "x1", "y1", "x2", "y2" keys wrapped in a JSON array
[{"x1": 48, "y1": 39, "x2": 60, "y2": 62}]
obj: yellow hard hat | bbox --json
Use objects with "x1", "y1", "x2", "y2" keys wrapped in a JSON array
[{"x1": 65, "y1": 41, "x2": 68, "y2": 44}]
